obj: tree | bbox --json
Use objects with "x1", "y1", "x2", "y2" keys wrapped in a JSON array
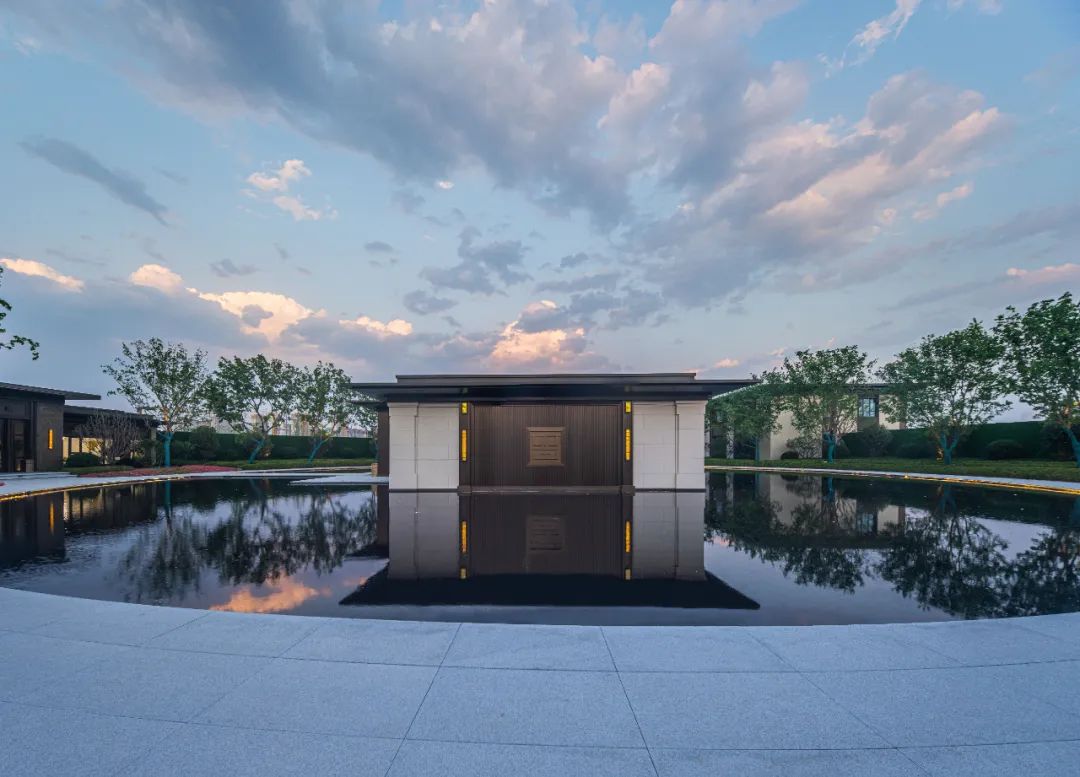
[
  {"x1": 777, "y1": 346, "x2": 875, "y2": 463},
  {"x1": 103, "y1": 338, "x2": 209, "y2": 467},
  {"x1": 880, "y1": 320, "x2": 1009, "y2": 465},
  {"x1": 995, "y1": 293, "x2": 1080, "y2": 467},
  {"x1": 295, "y1": 362, "x2": 369, "y2": 463},
  {"x1": 0, "y1": 266, "x2": 40, "y2": 359},
  {"x1": 708, "y1": 379, "x2": 781, "y2": 461},
  {"x1": 75, "y1": 412, "x2": 144, "y2": 464},
  {"x1": 205, "y1": 355, "x2": 299, "y2": 463}
]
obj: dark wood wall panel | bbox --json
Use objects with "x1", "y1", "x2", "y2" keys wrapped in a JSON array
[
  {"x1": 465, "y1": 493, "x2": 625, "y2": 576},
  {"x1": 467, "y1": 403, "x2": 623, "y2": 487}
]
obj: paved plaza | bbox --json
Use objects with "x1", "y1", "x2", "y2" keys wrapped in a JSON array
[{"x1": 2, "y1": 585, "x2": 1079, "y2": 776}]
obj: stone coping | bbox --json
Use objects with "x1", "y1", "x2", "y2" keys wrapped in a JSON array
[
  {"x1": 707, "y1": 464, "x2": 1080, "y2": 496},
  {"x1": 0, "y1": 470, "x2": 388, "y2": 501},
  {"x1": 1, "y1": 586, "x2": 1078, "y2": 776}
]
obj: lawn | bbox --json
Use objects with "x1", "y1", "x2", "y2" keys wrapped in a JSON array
[
  {"x1": 64, "y1": 458, "x2": 373, "y2": 475},
  {"x1": 208, "y1": 458, "x2": 373, "y2": 470},
  {"x1": 705, "y1": 457, "x2": 1080, "y2": 483}
]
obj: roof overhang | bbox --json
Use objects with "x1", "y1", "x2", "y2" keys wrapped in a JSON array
[
  {"x1": 351, "y1": 373, "x2": 756, "y2": 404},
  {"x1": 0, "y1": 382, "x2": 100, "y2": 401}
]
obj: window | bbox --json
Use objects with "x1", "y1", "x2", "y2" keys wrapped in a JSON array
[{"x1": 858, "y1": 396, "x2": 878, "y2": 419}]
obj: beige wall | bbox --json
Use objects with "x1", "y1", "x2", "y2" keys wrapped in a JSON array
[
  {"x1": 632, "y1": 400, "x2": 706, "y2": 489},
  {"x1": 758, "y1": 394, "x2": 903, "y2": 459},
  {"x1": 387, "y1": 402, "x2": 459, "y2": 490}
]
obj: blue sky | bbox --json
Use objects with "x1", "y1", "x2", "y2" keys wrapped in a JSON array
[{"x1": 1, "y1": 0, "x2": 1077, "y2": 415}]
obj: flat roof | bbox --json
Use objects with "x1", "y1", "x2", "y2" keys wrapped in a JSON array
[
  {"x1": 63, "y1": 405, "x2": 159, "y2": 424},
  {"x1": 352, "y1": 373, "x2": 755, "y2": 403},
  {"x1": 0, "y1": 382, "x2": 100, "y2": 401}
]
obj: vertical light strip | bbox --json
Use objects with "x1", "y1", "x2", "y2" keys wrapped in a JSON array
[
  {"x1": 48, "y1": 429, "x2": 54, "y2": 450},
  {"x1": 625, "y1": 401, "x2": 632, "y2": 413},
  {"x1": 460, "y1": 428, "x2": 468, "y2": 462},
  {"x1": 460, "y1": 402, "x2": 468, "y2": 414},
  {"x1": 460, "y1": 520, "x2": 468, "y2": 554},
  {"x1": 624, "y1": 520, "x2": 632, "y2": 553},
  {"x1": 624, "y1": 428, "x2": 631, "y2": 461}
]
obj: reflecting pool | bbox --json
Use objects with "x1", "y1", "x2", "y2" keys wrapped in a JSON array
[{"x1": 1, "y1": 473, "x2": 1077, "y2": 625}]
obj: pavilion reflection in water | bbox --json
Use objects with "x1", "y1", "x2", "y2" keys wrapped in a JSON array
[{"x1": 340, "y1": 488, "x2": 760, "y2": 610}]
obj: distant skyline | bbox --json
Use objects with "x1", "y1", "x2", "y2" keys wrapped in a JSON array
[{"x1": 1, "y1": 0, "x2": 1077, "y2": 419}]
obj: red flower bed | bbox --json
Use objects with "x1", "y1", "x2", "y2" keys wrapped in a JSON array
[{"x1": 77, "y1": 465, "x2": 237, "y2": 478}]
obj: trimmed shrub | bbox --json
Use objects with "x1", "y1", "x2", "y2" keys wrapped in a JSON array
[
  {"x1": 189, "y1": 425, "x2": 219, "y2": 461},
  {"x1": 780, "y1": 450, "x2": 799, "y2": 460},
  {"x1": 986, "y1": 439, "x2": 1026, "y2": 460},
  {"x1": 859, "y1": 424, "x2": 893, "y2": 457},
  {"x1": 168, "y1": 440, "x2": 195, "y2": 462},
  {"x1": 832, "y1": 439, "x2": 852, "y2": 459},
  {"x1": 65, "y1": 452, "x2": 100, "y2": 467},
  {"x1": 897, "y1": 440, "x2": 935, "y2": 459}
]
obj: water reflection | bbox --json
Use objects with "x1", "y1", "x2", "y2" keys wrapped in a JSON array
[
  {"x1": 707, "y1": 474, "x2": 1080, "y2": 620},
  {"x1": 0, "y1": 473, "x2": 1077, "y2": 625}
]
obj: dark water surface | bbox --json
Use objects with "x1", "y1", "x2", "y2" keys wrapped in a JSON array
[{"x1": 1, "y1": 474, "x2": 1077, "y2": 625}]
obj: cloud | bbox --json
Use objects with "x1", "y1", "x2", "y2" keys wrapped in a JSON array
[
  {"x1": 1026, "y1": 46, "x2": 1080, "y2": 91},
  {"x1": 822, "y1": 0, "x2": 922, "y2": 74},
  {"x1": 713, "y1": 358, "x2": 741, "y2": 369},
  {"x1": 338, "y1": 315, "x2": 413, "y2": 338},
  {"x1": 20, "y1": 136, "x2": 168, "y2": 223},
  {"x1": 434, "y1": 180, "x2": 454, "y2": 190},
  {"x1": 245, "y1": 159, "x2": 333, "y2": 221},
  {"x1": 559, "y1": 252, "x2": 592, "y2": 270},
  {"x1": 195, "y1": 289, "x2": 314, "y2": 339},
  {"x1": 272, "y1": 194, "x2": 332, "y2": 221},
  {"x1": 641, "y1": 70, "x2": 1007, "y2": 305},
  {"x1": 403, "y1": 289, "x2": 457, "y2": 316},
  {"x1": 128, "y1": 263, "x2": 184, "y2": 293},
  {"x1": 946, "y1": 0, "x2": 1004, "y2": 15},
  {"x1": 913, "y1": 181, "x2": 974, "y2": 221},
  {"x1": 489, "y1": 301, "x2": 609, "y2": 370},
  {"x1": 364, "y1": 241, "x2": 394, "y2": 254},
  {"x1": 0, "y1": 257, "x2": 84, "y2": 292},
  {"x1": 421, "y1": 227, "x2": 530, "y2": 295},
  {"x1": 7, "y1": 1, "x2": 634, "y2": 226},
  {"x1": 1005, "y1": 262, "x2": 1080, "y2": 285},
  {"x1": 246, "y1": 159, "x2": 309, "y2": 192},
  {"x1": 210, "y1": 258, "x2": 258, "y2": 278},
  {"x1": 535, "y1": 272, "x2": 620, "y2": 294}
]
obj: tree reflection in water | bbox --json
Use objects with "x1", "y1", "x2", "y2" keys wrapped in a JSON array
[
  {"x1": 708, "y1": 474, "x2": 1080, "y2": 618},
  {"x1": 119, "y1": 483, "x2": 376, "y2": 603}
]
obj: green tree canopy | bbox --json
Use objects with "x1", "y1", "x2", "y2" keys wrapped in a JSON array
[
  {"x1": 102, "y1": 338, "x2": 210, "y2": 467},
  {"x1": 295, "y1": 362, "x2": 370, "y2": 462},
  {"x1": 995, "y1": 293, "x2": 1080, "y2": 467},
  {"x1": 776, "y1": 346, "x2": 875, "y2": 463},
  {"x1": 708, "y1": 378, "x2": 781, "y2": 460},
  {"x1": 0, "y1": 266, "x2": 40, "y2": 360},
  {"x1": 204, "y1": 354, "x2": 299, "y2": 463},
  {"x1": 879, "y1": 320, "x2": 1010, "y2": 464}
]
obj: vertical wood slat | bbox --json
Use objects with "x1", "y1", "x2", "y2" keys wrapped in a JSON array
[
  {"x1": 469, "y1": 403, "x2": 623, "y2": 487},
  {"x1": 464, "y1": 492, "x2": 625, "y2": 575}
]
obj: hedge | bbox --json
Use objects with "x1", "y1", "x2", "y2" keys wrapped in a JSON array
[
  {"x1": 843, "y1": 420, "x2": 1075, "y2": 461},
  {"x1": 168, "y1": 430, "x2": 374, "y2": 461}
]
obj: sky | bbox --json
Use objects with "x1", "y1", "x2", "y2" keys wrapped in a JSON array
[{"x1": 0, "y1": 0, "x2": 1078, "y2": 416}]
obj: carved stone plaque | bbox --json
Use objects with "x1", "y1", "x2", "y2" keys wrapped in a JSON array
[{"x1": 527, "y1": 426, "x2": 564, "y2": 467}]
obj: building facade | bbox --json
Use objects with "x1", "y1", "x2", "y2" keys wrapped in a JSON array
[
  {"x1": 0, "y1": 382, "x2": 100, "y2": 472},
  {"x1": 352, "y1": 374, "x2": 750, "y2": 492}
]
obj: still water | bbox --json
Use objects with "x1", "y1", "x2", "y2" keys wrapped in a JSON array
[{"x1": 1, "y1": 474, "x2": 1077, "y2": 625}]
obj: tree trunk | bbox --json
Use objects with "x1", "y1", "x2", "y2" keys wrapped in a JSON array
[
  {"x1": 1066, "y1": 426, "x2": 1080, "y2": 468},
  {"x1": 163, "y1": 431, "x2": 174, "y2": 468},
  {"x1": 247, "y1": 436, "x2": 265, "y2": 464},
  {"x1": 823, "y1": 433, "x2": 836, "y2": 463}
]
